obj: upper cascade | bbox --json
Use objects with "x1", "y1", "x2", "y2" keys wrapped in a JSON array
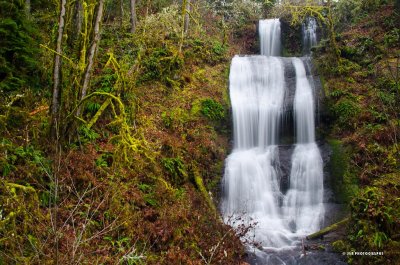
[
  {"x1": 259, "y1": 19, "x2": 281, "y2": 56},
  {"x1": 302, "y1": 17, "x2": 318, "y2": 54},
  {"x1": 292, "y1": 58, "x2": 316, "y2": 143}
]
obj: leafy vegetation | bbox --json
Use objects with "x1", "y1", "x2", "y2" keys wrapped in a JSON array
[
  {"x1": 0, "y1": 0, "x2": 262, "y2": 263},
  {"x1": 2, "y1": 0, "x2": 398, "y2": 263},
  {"x1": 312, "y1": 0, "x2": 400, "y2": 263}
]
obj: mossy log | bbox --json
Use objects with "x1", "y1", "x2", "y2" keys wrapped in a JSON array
[{"x1": 306, "y1": 217, "x2": 349, "y2": 240}]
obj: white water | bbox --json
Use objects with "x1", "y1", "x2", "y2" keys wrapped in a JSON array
[
  {"x1": 223, "y1": 55, "x2": 290, "y2": 247},
  {"x1": 283, "y1": 58, "x2": 324, "y2": 235},
  {"x1": 302, "y1": 17, "x2": 318, "y2": 54},
  {"x1": 222, "y1": 18, "x2": 324, "y2": 251},
  {"x1": 259, "y1": 19, "x2": 281, "y2": 56}
]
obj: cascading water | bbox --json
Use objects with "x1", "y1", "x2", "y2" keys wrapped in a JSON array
[
  {"x1": 259, "y1": 19, "x2": 281, "y2": 56},
  {"x1": 283, "y1": 58, "x2": 324, "y2": 235},
  {"x1": 222, "y1": 55, "x2": 290, "y2": 247},
  {"x1": 302, "y1": 17, "x2": 318, "y2": 54},
  {"x1": 222, "y1": 17, "x2": 325, "y2": 257}
]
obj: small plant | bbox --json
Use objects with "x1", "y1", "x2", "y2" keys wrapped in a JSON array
[
  {"x1": 86, "y1": 101, "x2": 101, "y2": 115},
  {"x1": 138, "y1": 183, "x2": 158, "y2": 207},
  {"x1": 161, "y1": 157, "x2": 188, "y2": 185},
  {"x1": 331, "y1": 98, "x2": 360, "y2": 126},
  {"x1": 95, "y1": 154, "x2": 109, "y2": 168},
  {"x1": 211, "y1": 41, "x2": 227, "y2": 62},
  {"x1": 161, "y1": 108, "x2": 189, "y2": 129},
  {"x1": 384, "y1": 29, "x2": 399, "y2": 48},
  {"x1": 78, "y1": 125, "x2": 100, "y2": 142},
  {"x1": 201, "y1": 99, "x2": 225, "y2": 121}
]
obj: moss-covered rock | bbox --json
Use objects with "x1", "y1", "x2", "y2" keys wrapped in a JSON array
[{"x1": 327, "y1": 139, "x2": 359, "y2": 204}]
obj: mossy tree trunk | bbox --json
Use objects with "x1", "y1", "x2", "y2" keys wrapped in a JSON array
[
  {"x1": 77, "y1": 0, "x2": 105, "y2": 116},
  {"x1": 25, "y1": 0, "x2": 30, "y2": 16},
  {"x1": 306, "y1": 218, "x2": 349, "y2": 240},
  {"x1": 73, "y1": 0, "x2": 83, "y2": 46},
  {"x1": 51, "y1": 0, "x2": 67, "y2": 140},
  {"x1": 184, "y1": 0, "x2": 191, "y2": 34},
  {"x1": 130, "y1": 0, "x2": 136, "y2": 33}
]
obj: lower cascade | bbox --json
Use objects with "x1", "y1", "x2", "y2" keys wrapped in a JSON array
[{"x1": 221, "y1": 18, "x2": 325, "y2": 254}]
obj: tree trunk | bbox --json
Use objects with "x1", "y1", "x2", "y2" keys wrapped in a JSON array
[
  {"x1": 77, "y1": 0, "x2": 105, "y2": 116},
  {"x1": 73, "y1": 0, "x2": 83, "y2": 44},
  {"x1": 306, "y1": 218, "x2": 349, "y2": 240},
  {"x1": 130, "y1": 0, "x2": 136, "y2": 33},
  {"x1": 120, "y1": 0, "x2": 124, "y2": 27},
  {"x1": 51, "y1": 0, "x2": 67, "y2": 139},
  {"x1": 184, "y1": 0, "x2": 191, "y2": 34},
  {"x1": 179, "y1": 0, "x2": 188, "y2": 52},
  {"x1": 25, "y1": 0, "x2": 31, "y2": 16}
]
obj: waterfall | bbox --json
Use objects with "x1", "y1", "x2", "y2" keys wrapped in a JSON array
[
  {"x1": 259, "y1": 19, "x2": 281, "y2": 56},
  {"x1": 222, "y1": 55, "x2": 289, "y2": 247},
  {"x1": 222, "y1": 18, "x2": 324, "y2": 252},
  {"x1": 283, "y1": 58, "x2": 324, "y2": 235},
  {"x1": 302, "y1": 17, "x2": 317, "y2": 54}
]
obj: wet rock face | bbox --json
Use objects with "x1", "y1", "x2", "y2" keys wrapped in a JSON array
[{"x1": 277, "y1": 145, "x2": 294, "y2": 194}]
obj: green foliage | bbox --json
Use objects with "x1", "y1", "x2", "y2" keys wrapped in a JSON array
[
  {"x1": 85, "y1": 101, "x2": 101, "y2": 115},
  {"x1": 161, "y1": 107, "x2": 190, "y2": 129},
  {"x1": 349, "y1": 187, "x2": 398, "y2": 253},
  {"x1": 332, "y1": 240, "x2": 347, "y2": 252},
  {"x1": 200, "y1": 99, "x2": 225, "y2": 121},
  {"x1": 98, "y1": 68, "x2": 117, "y2": 93},
  {"x1": 334, "y1": 0, "x2": 389, "y2": 27},
  {"x1": 161, "y1": 157, "x2": 188, "y2": 185},
  {"x1": 207, "y1": 0, "x2": 262, "y2": 29},
  {"x1": 78, "y1": 125, "x2": 100, "y2": 143},
  {"x1": 0, "y1": 181, "x2": 42, "y2": 263},
  {"x1": 331, "y1": 98, "x2": 360, "y2": 127},
  {"x1": 0, "y1": 1, "x2": 40, "y2": 95},
  {"x1": 332, "y1": 59, "x2": 362, "y2": 75},
  {"x1": 384, "y1": 29, "x2": 400, "y2": 48},
  {"x1": 185, "y1": 38, "x2": 228, "y2": 65},
  {"x1": 138, "y1": 47, "x2": 184, "y2": 85},
  {"x1": 138, "y1": 183, "x2": 158, "y2": 207},
  {"x1": 95, "y1": 153, "x2": 111, "y2": 168},
  {"x1": 0, "y1": 138, "x2": 49, "y2": 178}
]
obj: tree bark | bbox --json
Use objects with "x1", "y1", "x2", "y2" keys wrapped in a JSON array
[
  {"x1": 25, "y1": 0, "x2": 31, "y2": 16},
  {"x1": 184, "y1": 0, "x2": 191, "y2": 34},
  {"x1": 51, "y1": 0, "x2": 67, "y2": 139},
  {"x1": 130, "y1": 0, "x2": 136, "y2": 33},
  {"x1": 77, "y1": 0, "x2": 104, "y2": 116},
  {"x1": 73, "y1": 0, "x2": 83, "y2": 44},
  {"x1": 120, "y1": 0, "x2": 124, "y2": 27},
  {"x1": 306, "y1": 218, "x2": 349, "y2": 240}
]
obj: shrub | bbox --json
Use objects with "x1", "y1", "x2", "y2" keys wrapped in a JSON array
[
  {"x1": 200, "y1": 99, "x2": 225, "y2": 121},
  {"x1": 0, "y1": 1, "x2": 40, "y2": 94},
  {"x1": 331, "y1": 98, "x2": 360, "y2": 127},
  {"x1": 161, "y1": 157, "x2": 188, "y2": 185}
]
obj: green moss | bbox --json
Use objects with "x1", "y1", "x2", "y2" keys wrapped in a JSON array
[
  {"x1": 328, "y1": 139, "x2": 359, "y2": 203},
  {"x1": 332, "y1": 240, "x2": 347, "y2": 252},
  {"x1": 191, "y1": 164, "x2": 216, "y2": 213},
  {"x1": 161, "y1": 107, "x2": 190, "y2": 130}
]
